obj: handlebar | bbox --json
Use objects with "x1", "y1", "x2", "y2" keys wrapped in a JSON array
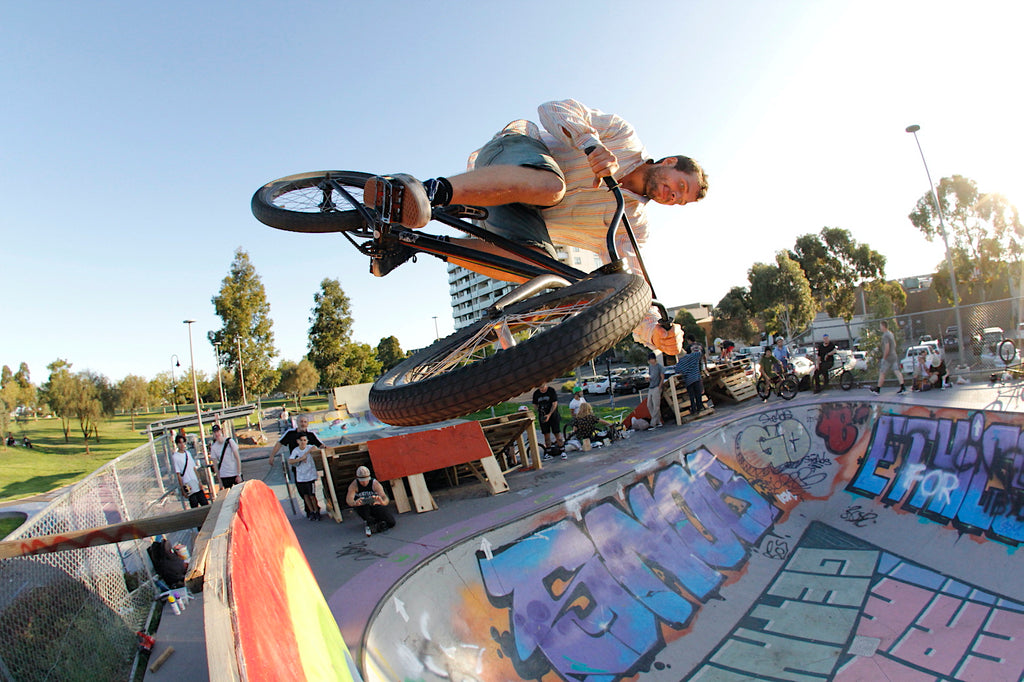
[{"x1": 584, "y1": 146, "x2": 671, "y2": 330}]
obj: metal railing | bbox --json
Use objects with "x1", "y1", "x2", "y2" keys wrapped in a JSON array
[{"x1": 0, "y1": 434, "x2": 194, "y2": 681}]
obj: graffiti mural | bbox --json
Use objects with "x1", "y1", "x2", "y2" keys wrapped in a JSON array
[
  {"x1": 477, "y1": 448, "x2": 779, "y2": 681},
  {"x1": 848, "y1": 412, "x2": 1024, "y2": 545},
  {"x1": 691, "y1": 522, "x2": 1024, "y2": 680}
]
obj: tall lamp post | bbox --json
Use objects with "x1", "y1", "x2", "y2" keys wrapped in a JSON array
[
  {"x1": 905, "y1": 124, "x2": 966, "y2": 363},
  {"x1": 213, "y1": 340, "x2": 227, "y2": 408},
  {"x1": 184, "y1": 319, "x2": 216, "y2": 495},
  {"x1": 235, "y1": 336, "x2": 250, "y2": 427},
  {"x1": 432, "y1": 316, "x2": 440, "y2": 340},
  {"x1": 170, "y1": 355, "x2": 181, "y2": 415}
]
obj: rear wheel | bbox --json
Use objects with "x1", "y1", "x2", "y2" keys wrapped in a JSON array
[
  {"x1": 251, "y1": 170, "x2": 374, "y2": 235},
  {"x1": 369, "y1": 273, "x2": 651, "y2": 426},
  {"x1": 756, "y1": 378, "x2": 771, "y2": 401},
  {"x1": 779, "y1": 377, "x2": 799, "y2": 400}
]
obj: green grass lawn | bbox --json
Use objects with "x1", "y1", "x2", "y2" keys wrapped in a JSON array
[{"x1": 0, "y1": 394, "x2": 618, "y2": 504}]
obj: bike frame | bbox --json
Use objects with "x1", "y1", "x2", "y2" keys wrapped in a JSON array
[{"x1": 334, "y1": 176, "x2": 670, "y2": 320}]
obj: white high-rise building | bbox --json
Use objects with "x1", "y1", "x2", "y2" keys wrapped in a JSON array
[{"x1": 447, "y1": 246, "x2": 603, "y2": 329}]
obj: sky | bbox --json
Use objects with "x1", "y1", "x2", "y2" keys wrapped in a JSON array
[{"x1": 2, "y1": 1, "x2": 1021, "y2": 385}]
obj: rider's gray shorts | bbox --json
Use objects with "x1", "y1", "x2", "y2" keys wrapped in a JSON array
[
  {"x1": 474, "y1": 133, "x2": 564, "y2": 256},
  {"x1": 878, "y1": 356, "x2": 899, "y2": 375}
]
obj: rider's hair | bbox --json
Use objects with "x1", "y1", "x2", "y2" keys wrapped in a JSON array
[{"x1": 654, "y1": 155, "x2": 708, "y2": 200}]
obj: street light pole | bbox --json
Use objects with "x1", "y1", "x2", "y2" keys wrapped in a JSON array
[
  {"x1": 905, "y1": 124, "x2": 967, "y2": 363},
  {"x1": 213, "y1": 341, "x2": 227, "y2": 408},
  {"x1": 236, "y1": 336, "x2": 250, "y2": 427},
  {"x1": 184, "y1": 320, "x2": 216, "y2": 496},
  {"x1": 432, "y1": 316, "x2": 440, "y2": 340},
  {"x1": 170, "y1": 355, "x2": 181, "y2": 415}
]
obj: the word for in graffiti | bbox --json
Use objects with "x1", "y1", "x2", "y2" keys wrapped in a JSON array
[
  {"x1": 848, "y1": 412, "x2": 1024, "y2": 544},
  {"x1": 477, "y1": 449, "x2": 779, "y2": 682}
]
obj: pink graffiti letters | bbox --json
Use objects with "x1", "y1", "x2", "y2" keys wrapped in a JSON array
[{"x1": 478, "y1": 449, "x2": 778, "y2": 681}]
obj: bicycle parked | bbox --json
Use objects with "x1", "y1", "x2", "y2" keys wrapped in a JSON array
[{"x1": 252, "y1": 162, "x2": 673, "y2": 426}]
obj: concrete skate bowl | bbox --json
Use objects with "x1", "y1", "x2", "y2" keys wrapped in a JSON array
[{"x1": 360, "y1": 399, "x2": 1024, "y2": 681}]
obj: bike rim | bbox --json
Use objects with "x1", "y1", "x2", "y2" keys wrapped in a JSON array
[{"x1": 393, "y1": 295, "x2": 602, "y2": 385}]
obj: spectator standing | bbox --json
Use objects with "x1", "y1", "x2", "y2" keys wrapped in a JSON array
[
  {"x1": 772, "y1": 337, "x2": 791, "y2": 365},
  {"x1": 568, "y1": 385, "x2": 587, "y2": 418},
  {"x1": 674, "y1": 348, "x2": 705, "y2": 417},
  {"x1": 171, "y1": 434, "x2": 209, "y2": 508},
  {"x1": 646, "y1": 353, "x2": 665, "y2": 429},
  {"x1": 345, "y1": 465, "x2": 396, "y2": 536},
  {"x1": 532, "y1": 384, "x2": 563, "y2": 455},
  {"x1": 268, "y1": 414, "x2": 324, "y2": 471},
  {"x1": 813, "y1": 334, "x2": 838, "y2": 393},
  {"x1": 287, "y1": 434, "x2": 322, "y2": 520},
  {"x1": 871, "y1": 320, "x2": 906, "y2": 395},
  {"x1": 210, "y1": 424, "x2": 242, "y2": 489}
]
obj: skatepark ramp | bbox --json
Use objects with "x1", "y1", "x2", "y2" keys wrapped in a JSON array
[{"x1": 350, "y1": 398, "x2": 1024, "y2": 681}]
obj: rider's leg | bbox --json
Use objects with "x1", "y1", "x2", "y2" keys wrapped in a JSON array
[{"x1": 446, "y1": 165, "x2": 565, "y2": 208}]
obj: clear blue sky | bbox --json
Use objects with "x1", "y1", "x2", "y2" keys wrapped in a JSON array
[{"x1": 2, "y1": 1, "x2": 1020, "y2": 384}]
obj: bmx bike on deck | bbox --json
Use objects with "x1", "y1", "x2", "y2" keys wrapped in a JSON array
[
  {"x1": 252, "y1": 167, "x2": 671, "y2": 426},
  {"x1": 756, "y1": 372, "x2": 799, "y2": 401}
]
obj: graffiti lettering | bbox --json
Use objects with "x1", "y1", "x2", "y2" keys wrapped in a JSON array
[
  {"x1": 335, "y1": 542, "x2": 389, "y2": 562},
  {"x1": 816, "y1": 403, "x2": 870, "y2": 455},
  {"x1": 840, "y1": 505, "x2": 878, "y2": 527},
  {"x1": 477, "y1": 449, "x2": 778, "y2": 682},
  {"x1": 848, "y1": 413, "x2": 1024, "y2": 545}
]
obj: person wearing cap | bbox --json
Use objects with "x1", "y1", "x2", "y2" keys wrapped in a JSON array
[
  {"x1": 647, "y1": 352, "x2": 665, "y2": 429},
  {"x1": 171, "y1": 434, "x2": 208, "y2": 508},
  {"x1": 210, "y1": 424, "x2": 242, "y2": 489},
  {"x1": 345, "y1": 466, "x2": 396, "y2": 536},
  {"x1": 812, "y1": 334, "x2": 838, "y2": 394},
  {"x1": 568, "y1": 385, "x2": 587, "y2": 418}
]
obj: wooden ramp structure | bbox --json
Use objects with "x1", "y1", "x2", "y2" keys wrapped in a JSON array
[{"x1": 703, "y1": 359, "x2": 758, "y2": 403}]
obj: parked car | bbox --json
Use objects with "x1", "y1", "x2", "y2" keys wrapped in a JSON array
[
  {"x1": 581, "y1": 375, "x2": 610, "y2": 394},
  {"x1": 901, "y1": 345, "x2": 937, "y2": 376},
  {"x1": 612, "y1": 370, "x2": 647, "y2": 394},
  {"x1": 981, "y1": 340, "x2": 1021, "y2": 367},
  {"x1": 851, "y1": 351, "x2": 868, "y2": 371},
  {"x1": 943, "y1": 326, "x2": 959, "y2": 352},
  {"x1": 972, "y1": 326, "x2": 1005, "y2": 355}
]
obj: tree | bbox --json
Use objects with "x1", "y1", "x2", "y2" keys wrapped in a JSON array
[
  {"x1": 41, "y1": 359, "x2": 75, "y2": 442},
  {"x1": 117, "y1": 374, "x2": 150, "y2": 429},
  {"x1": 339, "y1": 343, "x2": 383, "y2": 385},
  {"x1": 790, "y1": 227, "x2": 887, "y2": 322},
  {"x1": 748, "y1": 252, "x2": 815, "y2": 341},
  {"x1": 277, "y1": 358, "x2": 320, "y2": 408},
  {"x1": 307, "y1": 278, "x2": 356, "y2": 388},
  {"x1": 375, "y1": 336, "x2": 405, "y2": 373},
  {"x1": 69, "y1": 372, "x2": 103, "y2": 454},
  {"x1": 909, "y1": 175, "x2": 1023, "y2": 302},
  {"x1": 711, "y1": 287, "x2": 757, "y2": 345},
  {"x1": 671, "y1": 310, "x2": 706, "y2": 347},
  {"x1": 209, "y1": 248, "x2": 279, "y2": 399}
]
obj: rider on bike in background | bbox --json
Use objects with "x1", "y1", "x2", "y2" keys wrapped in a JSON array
[{"x1": 362, "y1": 99, "x2": 709, "y2": 357}]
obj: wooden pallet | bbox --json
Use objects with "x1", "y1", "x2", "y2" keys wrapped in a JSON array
[{"x1": 704, "y1": 361, "x2": 758, "y2": 403}]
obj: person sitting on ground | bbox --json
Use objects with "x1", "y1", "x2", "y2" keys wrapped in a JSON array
[
  {"x1": 345, "y1": 466, "x2": 396, "y2": 537},
  {"x1": 913, "y1": 349, "x2": 931, "y2": 391},
  {"x1": 6, "y1": 434, "x2": 15, "y2": 447},
  {"x1": 568, "y1": 401, "x2": 612, "y2": 444},
  {"x1": 362, "y1": 98, "x2": 708, "y2": 357},
  {"x1": 928, "y1": 352, "x2": 950, "y2": 389},
  {"x1": 21, "y1": 436, "x2": 32, "y2": 449},
  {"x1": 568, "y1": 385, "x2": 587, "y2": 418},
  {"x1": 148, "y1": 536, "x2": 187, "y2": 590},
  {"x1": 288, "y1": 434, "x2": 323, "y2": 521}
]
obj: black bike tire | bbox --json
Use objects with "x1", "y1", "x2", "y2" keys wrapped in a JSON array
[
  {"x1": 839, "y1": 371, "x2": 854, "y2": 391},
  {"x1": 369, "y1": 273, "x2": 651, "y2": 426},
  {"x1": 998, "y1": 339, "x2": 1017, "y2": 364},
  {"x1": 779, "y1": 377, "x2": 799, "y2": 400},
  {"x1": 251, "y1": 170, "x2": 374, "y2": 233},
  {"x1": 756, "y1": 378, "x2": 771, "y2": 401}
]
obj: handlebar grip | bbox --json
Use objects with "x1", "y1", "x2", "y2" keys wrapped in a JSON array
[{"x1": 584, "y1": 145, "x2": 618, "y2": 189}]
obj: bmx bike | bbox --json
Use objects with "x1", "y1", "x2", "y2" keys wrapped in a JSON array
[
  {"x1": 252, "y1": 166, "x2": 670, "y2": 426},
  {"x1": 756, "y1": 372, "x2": 799, "y2": 401}
]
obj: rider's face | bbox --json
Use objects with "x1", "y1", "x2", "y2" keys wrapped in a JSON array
[{"x1": 643, "y1": 160, "x2": 700, "y2": 206}]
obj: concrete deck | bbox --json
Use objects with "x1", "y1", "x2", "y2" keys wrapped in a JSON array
[{"x1": 147, "y1": 379, "x2": 1024, "y2": 680}]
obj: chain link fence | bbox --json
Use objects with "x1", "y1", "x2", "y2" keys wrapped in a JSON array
[{"x1": 0, "y1": 435, "x2": 195, "y2": 681}]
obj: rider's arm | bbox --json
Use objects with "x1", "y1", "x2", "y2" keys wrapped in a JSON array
[{"x1": 538, "y1": 99, "x2": 636, "y2": 160}]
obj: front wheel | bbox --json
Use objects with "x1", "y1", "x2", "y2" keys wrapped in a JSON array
[
  {"x1": 756, "y1": 378, "x2": 771, "y2": 401},
  {"x1": 839, "y1": 371, "x2": 854, "y2": 391},
  {"x1": 998, "y1": 339, "x2": 1017, "y2": 364},
  {"x1": 369, "y1": 273, "x2": 652, "y2": 426},
  {"x1": 251, "y1": 170, "x2": 374, "y2": 235},
  {"x1": 778, "y1": 377, "x2": 799, "y2": 400}
]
